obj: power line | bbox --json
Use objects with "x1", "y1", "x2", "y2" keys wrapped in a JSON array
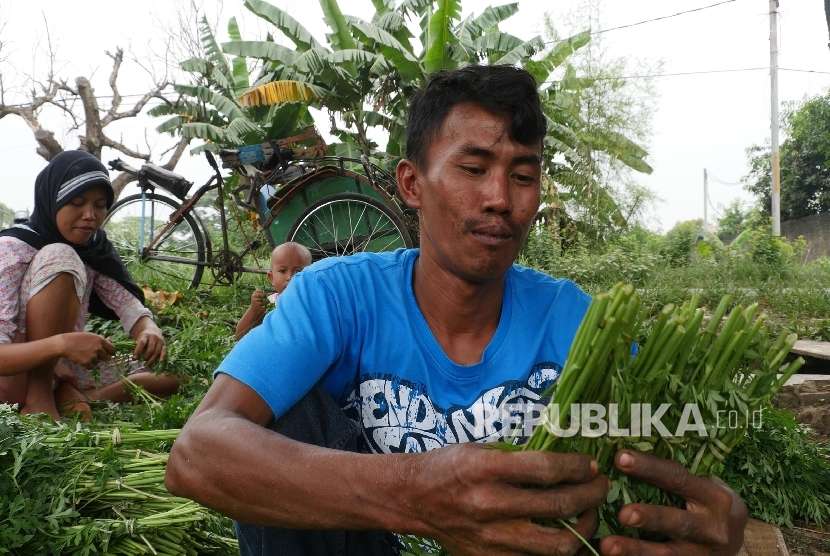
[
  {"x1": 707, "y1": 171, "x2": 743, "y2": 187},
  {"x1": 543, "y1": 66, "x2": 830, "y2": 84},
  {"x1": 0, "y1": 90, "x2": 181, "y2": 109},
  {"x1": 599, "y1": 0, "x2": 741, "y2": 34},
  {"x1": 707, "y1": 195, "x2": 725, "y2": 219},
  {"x1": 544, "y1": 0, "x2": 741, "y2": 44}
]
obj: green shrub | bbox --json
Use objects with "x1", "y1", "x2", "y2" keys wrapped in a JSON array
[
  {"x1": 661, "y1": 220, "x2": 701, "y2": 267},
  {"x1": 747, "y1": 230, "x2": 793, "y2": 269},
  {"x1": 519, "y1": 226, "x2": 560, "y2": 272},
  {"x1": 721, "y1": 407, "x2": 830, "y2": 528}
]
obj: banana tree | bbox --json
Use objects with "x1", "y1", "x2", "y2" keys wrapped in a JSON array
[
  {"x1": 225, "y1": 0, "x2": 546, "y2": 159},
  {"x1": 528, "y1": 29, "x2": 653, "y2": 238},
  {"x1": 150, "y1": 16, "x2": 321, "y2": 153}
]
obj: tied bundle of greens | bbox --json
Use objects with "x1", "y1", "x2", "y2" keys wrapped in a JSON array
[
  {"x1": 520, "y1": 283, "x2": 805, "y2": 540},
  {"x1": 0, "y1": 406, "x2": 238, "y2": 556}
]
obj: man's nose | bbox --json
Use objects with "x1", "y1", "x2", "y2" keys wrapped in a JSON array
[{"x1": 481, "y1": 172, "x2": 511, "y2": 214}]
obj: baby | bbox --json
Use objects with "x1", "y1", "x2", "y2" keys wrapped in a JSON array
[{"x1": 234, "y1": 242, "x2": 313, "y2": 341}]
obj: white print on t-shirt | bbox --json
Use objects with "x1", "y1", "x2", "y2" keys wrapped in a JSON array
[{"x1": 342, "y1": 363, "x2": 562, "y2": 454}]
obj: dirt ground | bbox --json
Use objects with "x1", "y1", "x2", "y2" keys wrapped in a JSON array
[
  {"x1": 781, "y1": 524, "x2": 830, "y2": 556},
  {"x1": 772, "y1": 379, "x2": 830, "y2": 555}
]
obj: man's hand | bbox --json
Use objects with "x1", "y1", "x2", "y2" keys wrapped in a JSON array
[
  {"x1": 57, "y1": 332, "x2": 115, "y2": 369},
  {"x1": 599, "y1": 450, "x2": 747, "y2": 556},
  {"x1": 407, "y1": 443, "x2": 610, "y2": 556}
]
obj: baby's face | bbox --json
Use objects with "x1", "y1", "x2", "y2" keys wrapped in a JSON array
[{"x1": 267, "y1": 248, "x2": 311, "y2": 294}]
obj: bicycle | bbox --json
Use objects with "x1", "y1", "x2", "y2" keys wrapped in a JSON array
[{"x1": 102, "y1": 127, "x2": 418, "y2": 290}]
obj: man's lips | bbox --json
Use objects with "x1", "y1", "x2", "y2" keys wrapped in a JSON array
[{"x1": 471, "y1": 224, "x2": 514, "y2": 246}]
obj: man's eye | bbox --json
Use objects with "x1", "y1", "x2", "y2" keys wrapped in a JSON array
[
  {"x1": 514, "y1": 174, "x2": 535, "y2": 184},
  {"x1": 461, "y1": 166, "x2": 484, "y2": 175}
]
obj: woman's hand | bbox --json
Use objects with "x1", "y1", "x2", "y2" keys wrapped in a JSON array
[
  {"x1": 56, "y1": 332, "x2": 116, "y2": 369},
  {"x1": 130, "y1": 316, "x2": 167, "y2": 367},
  {"x1": 600, "y1": 450, "x2": 747, "y2": 556}
]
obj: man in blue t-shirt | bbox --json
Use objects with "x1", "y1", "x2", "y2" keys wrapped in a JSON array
[{"x1": 166, "y1": 65, "x2": 747, "y2": 556}]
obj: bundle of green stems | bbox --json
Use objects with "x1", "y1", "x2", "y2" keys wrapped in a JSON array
[{"x1": 520, "y1": 283, "x2": 804, "y2": 539}]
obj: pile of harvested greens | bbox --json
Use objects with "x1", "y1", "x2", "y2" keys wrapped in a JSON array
[{"x1": 0, "y1": 406, "x2": 237, "y2": 555}]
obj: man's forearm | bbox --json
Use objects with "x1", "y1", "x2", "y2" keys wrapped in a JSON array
[{"x1": 165, "y1": 408, "x2": 424, "y2": 533}]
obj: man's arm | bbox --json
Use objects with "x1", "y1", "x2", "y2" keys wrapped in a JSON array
[{"x1": 165, "y1": 374, "x2": 610, "y2": 555}]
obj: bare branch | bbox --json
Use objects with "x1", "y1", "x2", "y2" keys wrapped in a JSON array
[
  {"x1": 110, "y1": 172, "x2": 137, "y2": 201},
  {"x1": 102, "y1": 85, "x2": 168, "y2": 126},
  {"x1": 34, "y1": 129, "x2": 63, "y2": 160},
  {"x1": 75, "y1": 76, "x2": 104, "y2": 156},
  {"x1": 47, "y1": 94, "x2": 82, "y2": 129},
  {"x1": 101, "y1": 135, "x2": 151, "y2": 161},
  {"x1": 161, "y1": 137, "x2": 191, "y2": 170},
  {"x1": 105, "y1": 48, "x2": 124, "y2": 122}
]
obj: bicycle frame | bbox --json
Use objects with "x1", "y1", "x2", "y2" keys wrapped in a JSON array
[
  {"x1": 141, "y1": 181, "x2": 267, "y2": 275},
  {"x1": 115, "y1": 155, "x2": 269, "y2": 277},
  {"x1": 107, "y1": 148, "x2": 414, "y2": 287}
]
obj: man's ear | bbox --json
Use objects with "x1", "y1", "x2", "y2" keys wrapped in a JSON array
[{"x1": 396, "y1": 158, "x2": 422, "y2": 210}]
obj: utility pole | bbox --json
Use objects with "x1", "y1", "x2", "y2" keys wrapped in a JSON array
[
  {"x1": 704, "y1": 168, "x2": 709, "y2": 232},
  {"x1": 770, "y1": 0, "x2": 781, "y2": 236}
]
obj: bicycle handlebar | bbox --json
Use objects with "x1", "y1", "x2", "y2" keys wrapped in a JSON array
[{"x1": 108, "y1": 158, "x2": 139, "y2": 176}]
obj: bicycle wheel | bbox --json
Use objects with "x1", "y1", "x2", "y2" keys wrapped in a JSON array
[
  {"x1": 103, "y1": 193, "x2": 206, "y2": 289},
  {"x1": 286, "y1": 193, "x2": 413, "y2": 261}
]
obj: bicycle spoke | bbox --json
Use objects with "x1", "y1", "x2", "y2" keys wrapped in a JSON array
[
  {"x1": 349, "y1": 203, "x2": 371, "y2": 254},
  {"x1": 288, "y1": 194, "x2": 410, "y2": 261},
  {"x1": 103, "y1": 194, "x2": 205, "y2": 290},
  {"x1": 353, "y1": 210, "x2": 378, "y2": 252}
]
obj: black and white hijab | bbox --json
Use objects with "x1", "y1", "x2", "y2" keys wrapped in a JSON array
[{"x1": 0, "y1": 150, "x2": 144, "y2": 320}]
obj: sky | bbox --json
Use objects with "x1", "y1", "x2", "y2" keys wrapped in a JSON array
[{"x1": 0, "y1": 0, "x2": 828, "y2": 233}]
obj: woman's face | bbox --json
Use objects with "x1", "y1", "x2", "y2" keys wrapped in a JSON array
[{"x1": 55, "y1": 185, "x2": 109, "y2": 244}]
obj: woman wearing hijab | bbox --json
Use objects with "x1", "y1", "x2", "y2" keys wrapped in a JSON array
[{"x1": 0, "y1": 150, "x2": 183, "y2": 420}]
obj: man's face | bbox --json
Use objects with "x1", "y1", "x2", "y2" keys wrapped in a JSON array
[{"x1": 402, "y1": 102, "x2": 542, "y2": 282}]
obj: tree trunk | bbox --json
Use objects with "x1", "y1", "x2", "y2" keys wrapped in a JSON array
[{"x1": 826, "y1": 0, "x2": 830, "y2": 49}]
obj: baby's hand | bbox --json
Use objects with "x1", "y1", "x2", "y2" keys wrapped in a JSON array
[{"x1": 250, "y1": 289, "x2": 266, "y2": 309}]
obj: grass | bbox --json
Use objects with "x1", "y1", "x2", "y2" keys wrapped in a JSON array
[
  {"x1": 86, "y1": 280, "x2": 253, "y2": 431},
  {"x1": 60, "y1": 226, "x2": 829, "y2": 550},
  {"x1": 520, "y1": 226, "x2": 830, "y2": 341}
]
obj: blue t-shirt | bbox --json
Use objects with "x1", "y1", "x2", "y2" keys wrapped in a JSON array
[{"x1": 217, "y1": 248, "x2": 591, "y2": 454}]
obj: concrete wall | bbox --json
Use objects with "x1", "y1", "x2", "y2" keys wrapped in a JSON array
[
  {"x1": 781, "y1": 212, "x2": 830, "y2": 262},
  {"x1": 719, "y1": 211, "x2": 830, "y2": 262}
]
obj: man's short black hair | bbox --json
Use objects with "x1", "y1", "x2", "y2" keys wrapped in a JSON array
[{"x1": 405, "y1": 64, "x2": 547, "y2": 168}]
